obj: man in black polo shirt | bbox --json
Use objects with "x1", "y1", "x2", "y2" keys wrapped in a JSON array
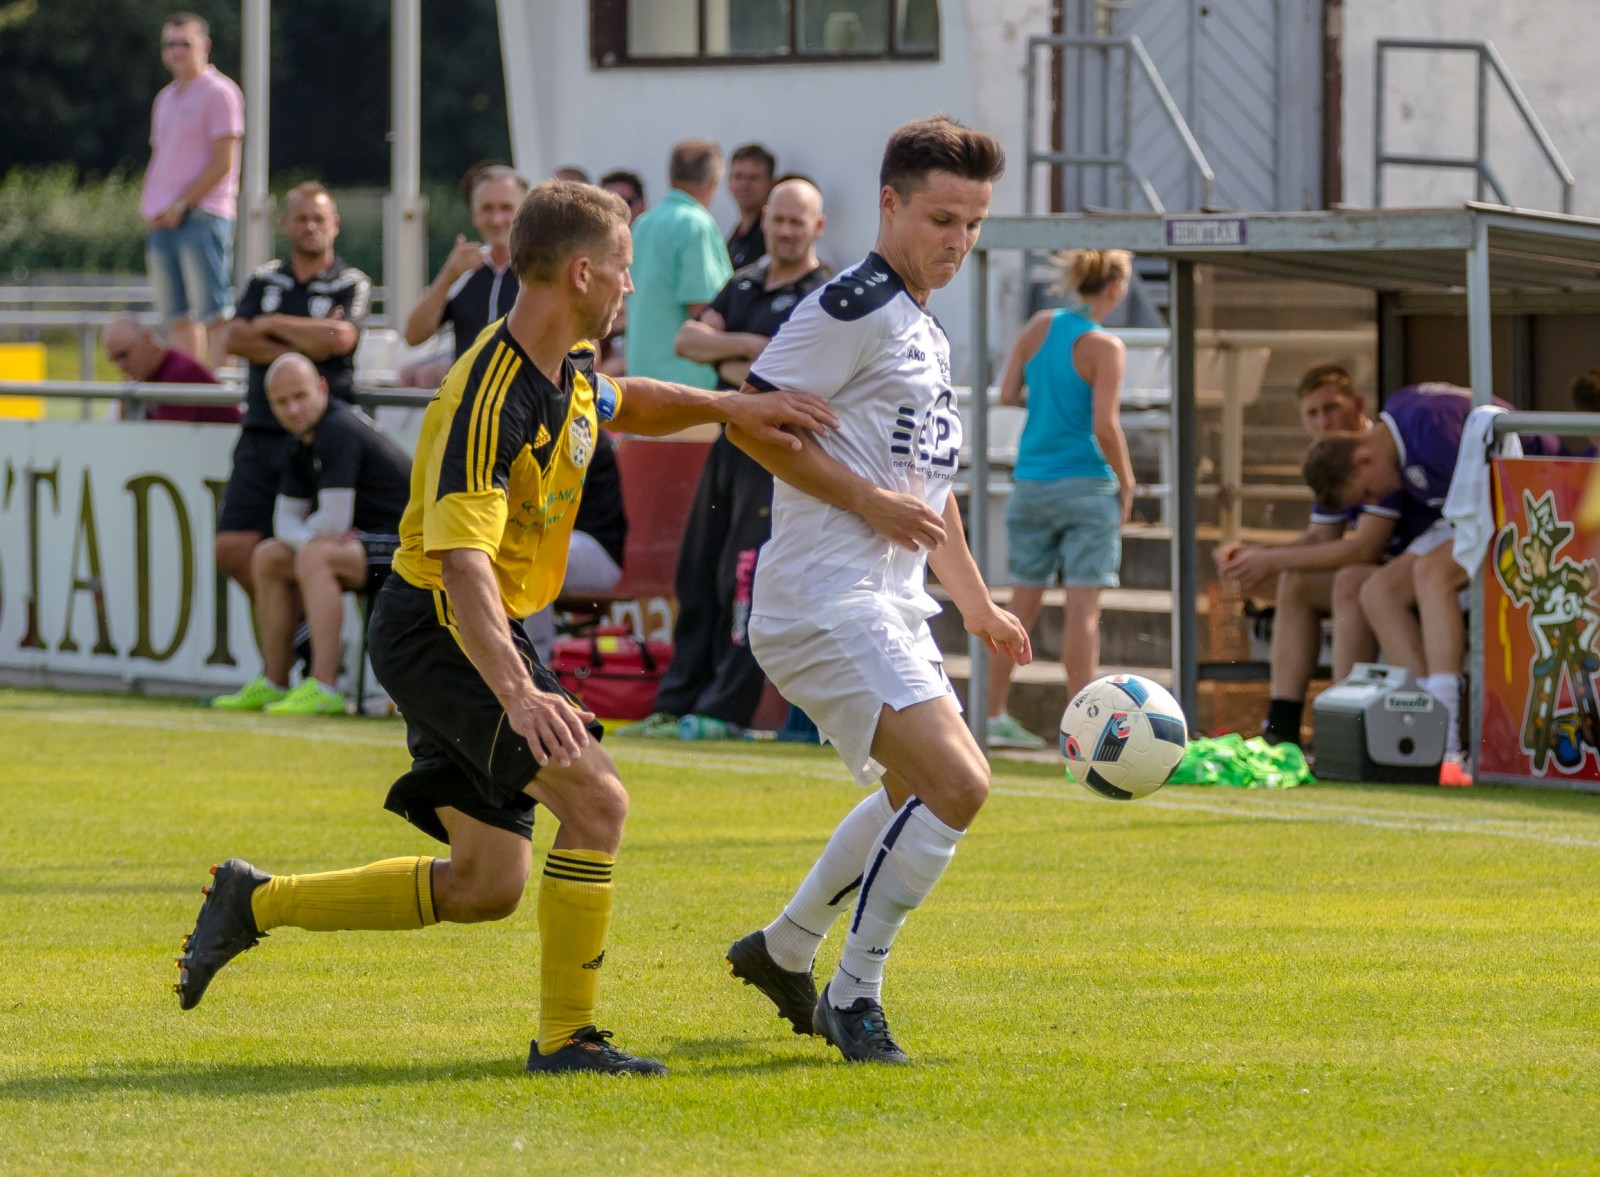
[
  {"x1": 212, "y1": 353, "x2": 410, "y2": 715},
  {"x1": 620, "y1": 178, "x2": 829, "y2": 738},
  {"x1": 218, "y1": 181, "x2": 371, "y2": 606},
  {"x1": 401, "y1": 164, "x2": 531, "y2": 385},
  {"x1": 725, "y1": 143, "x2": 776, "y2": 270}
]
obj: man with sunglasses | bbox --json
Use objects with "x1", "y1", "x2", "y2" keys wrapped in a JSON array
[{"x1": 141, "y1": 11, "x2": 244, "y2": 368}]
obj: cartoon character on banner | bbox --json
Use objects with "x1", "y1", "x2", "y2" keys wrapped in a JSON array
[{"x1": 1493, "y1": 489, "x2": 1600, "y2": 772}]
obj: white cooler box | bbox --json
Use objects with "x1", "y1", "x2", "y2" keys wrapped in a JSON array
[{"x1": 1312, "y1": 664, "x2": 1446, "y2": 784}]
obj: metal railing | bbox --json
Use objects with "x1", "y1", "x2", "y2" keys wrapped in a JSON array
[
  {"x1": 0, "y1": 283, "x2": 393, "y2": 380},
  {"x1": 1374, "y1": 38, "x2": 1575, "y2": 214},
  {"x1": 0, "y1": 378, "x2": 432, "y2": 421},
  {"x1": 1024, "y1": 33, "x2": 1216, "y2": 215}
]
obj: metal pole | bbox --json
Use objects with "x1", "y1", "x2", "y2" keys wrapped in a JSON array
[
  {"x1": 1171, "y1": 260, "x2": 1199, "y2": 724},
  {"x1": 386, "y1": 0, "x2": 427, "y2": 328},
  {"x1": 238, "y1": 0, "x2": 273, "y2": 277},
  {"x1": 1373, "y1": 43, "x2": 1385, "y2": 207},
  {"x1": 1474, "y1": 50, "x2": 1489, "y2": 203},
  {"x1": 1465, "y1": 216, "x2": 1492, "y2": 777},
  {"x1": 967, "y1": 249, "x2": 992, "y2": 754}
]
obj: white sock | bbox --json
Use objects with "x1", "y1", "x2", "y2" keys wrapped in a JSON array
[
  {"x1": 831, "y1": 800, "x2": 962, "y2": 1007},
  {"x1": 762, "y1": 788, "x2": 895, "y2": 972},
  {"x1": 1421, "y1": 673, "x2": 1463, "y2": 756}
]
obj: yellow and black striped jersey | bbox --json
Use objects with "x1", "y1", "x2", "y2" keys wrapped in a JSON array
[{"x1": 391, "y1": 325, "x2": 622, "y2": 618}]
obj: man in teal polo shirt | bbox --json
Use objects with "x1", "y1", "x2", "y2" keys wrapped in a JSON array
[{"x1": 625, "y1": 139, "x2": 733, "y2": 388}]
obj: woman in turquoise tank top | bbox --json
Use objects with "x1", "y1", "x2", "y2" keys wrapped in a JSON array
[{"x1": 985, "y1": 249, "x2": 1138, "y2": 749}]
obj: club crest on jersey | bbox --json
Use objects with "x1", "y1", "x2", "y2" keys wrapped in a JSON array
[
  {"x1": 1405, "y1": 464, "x2": 1428, "y2": 490},
  {"x1": 261, "y1": 287, "x2": 282, "y2": 313},
  {"x1": 568, "y1": 416, "x2": 594, "y2": 468},
  {"x1": 771, "y1": 293, "x2": 796, "y2": 313},
  {"x1": 308, "y1": 295, "x2": 333, "y2": 319}
]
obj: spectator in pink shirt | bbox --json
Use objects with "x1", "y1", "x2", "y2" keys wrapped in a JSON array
[
  {"x1": 102, "y1": 316, "x2": 240, "y2": 424},
  {"x1": 140, "y1": 12, "x2": 244, "y2": 368}
]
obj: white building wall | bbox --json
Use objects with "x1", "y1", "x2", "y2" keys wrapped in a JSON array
[
  {"x1": 495, "y1": 0, "x2": 1053, "y2": 379},
  {"x1": 1341, "y1": 0, "x2": 1595, "y2": 215}
]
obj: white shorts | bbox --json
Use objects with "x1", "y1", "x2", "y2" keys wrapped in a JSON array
[
  {"x1": 1406, "y1": 518, "x2": 1455, "y2": 557},
  {"x1": 748, "y1": 601, "x2": 959, "y2": 787}
]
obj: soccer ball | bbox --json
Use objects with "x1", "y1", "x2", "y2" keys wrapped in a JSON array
[{"x1": 1059, "y1": 674, "x2": 1188, "y2": 800}]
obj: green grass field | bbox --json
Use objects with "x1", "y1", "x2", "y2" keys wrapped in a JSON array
[{"x1": 3, "y1": 687, "x2": 1599, "y2": 1174}]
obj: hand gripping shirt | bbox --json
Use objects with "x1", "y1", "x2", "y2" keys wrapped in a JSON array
[
  {"x1": 390, "y1": 328, "x2": 620, "y2": 618},
  {"x1": 746, "y1": 252, "x2": 962, "y2": 624}
]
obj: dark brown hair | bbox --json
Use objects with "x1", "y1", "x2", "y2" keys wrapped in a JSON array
[
  {"x1": 880, "y1": 114, "x2": 1005, "y2": 197},
  {"x1": 510, "y1": 180, "x2": 629, "y2": 285},
  {"x1": 1571, "y1": 370, "x2": 1600, "y2": 413},
  {"x1": 600, "y1": 168, "x2": 646, "y2": 205},
  {"x1": 165, "y1": 11, "x2": 208, "y2": 36},
  {"x1": 730, "y1": 143, "x2": 777, "y2": 176},
  {"x1": 1301, "y1": 433, "x2": 1367, "y2": 511},
  {"x1": 1295, "y1": 363, "x2": 1359, "y2": 402}
]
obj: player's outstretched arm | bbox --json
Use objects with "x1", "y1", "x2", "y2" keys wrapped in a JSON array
[
  {"x1": 607, "y1": 377, "x2": 837, "y2": 449},
  {"x1": 439, "y1": 548, "x2": 593, "y2": 767},
  {"x1": 926, "y1": 494, "x2": 1031, "y2": 664},
  {"x1": 727, "y1": 419, "x2": 947, "y2": 551}
]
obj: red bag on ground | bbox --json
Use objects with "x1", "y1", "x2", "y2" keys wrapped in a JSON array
[{"x1": 550, "y1": 625, "x2": 672, "y2": 720}]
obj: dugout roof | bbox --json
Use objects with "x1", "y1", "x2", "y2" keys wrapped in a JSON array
[{"x1": 962, "y1": 202, "x2": 1600, "y2": 743}]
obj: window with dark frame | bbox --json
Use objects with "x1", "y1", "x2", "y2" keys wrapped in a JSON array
[{"x1": 591, "y1": 0, "x2": 939, "y2": 68}]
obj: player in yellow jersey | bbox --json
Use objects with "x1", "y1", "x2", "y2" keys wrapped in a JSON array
[{"x1": 174, "y1": 180, "x2": 837, "y2": 1076}]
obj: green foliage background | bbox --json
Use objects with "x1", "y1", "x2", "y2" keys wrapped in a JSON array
[{"x1": 0, "y1": 0, "x2": 511, "y2": 280}]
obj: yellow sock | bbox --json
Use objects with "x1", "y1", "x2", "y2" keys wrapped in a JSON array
[
  {"x1": 535, "y1": 849, "x2": 614, "y2": 1055},
  {"x1": 250, "y1": 856, "x2": 437, "y2": 933}
]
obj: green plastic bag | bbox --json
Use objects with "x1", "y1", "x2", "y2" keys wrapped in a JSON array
[{"x1": 1169, "y1": 733, "x2": 1315, "y2": 788}]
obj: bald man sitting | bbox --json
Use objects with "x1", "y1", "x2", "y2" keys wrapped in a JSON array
[
  {"x1": 621, "y1": 179, "x2": 831, "y2": 739},
  {"x1": 102, "y1": 316, "x2": 239, "y2": 424},
  {"x1": 211, "y1": 354, "x2": 411, "y2": 715}
]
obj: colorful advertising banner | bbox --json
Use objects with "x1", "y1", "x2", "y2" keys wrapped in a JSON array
[{"x1": 1481, "y1": 456, "x2": 1600, "y2": 784}]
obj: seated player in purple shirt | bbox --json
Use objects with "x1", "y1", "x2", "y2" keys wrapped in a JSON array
[
  {"x1": 1218, "y1": 365, "x2": 1427, "y2": 746},
  {"x1": 1302, "y1": 382, "x2": 1532, "y2": 784}
]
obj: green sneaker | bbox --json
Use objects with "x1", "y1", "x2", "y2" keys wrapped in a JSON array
[
  {"x1": 210, "y1": 676, "x2": 288, "y2": 712},
  {"x1": 986, "y1": 711, "x2": 1048, "y2": 750},
  {"x1": 614, "y1": 711, "x2": 680, "y2": 738},
  {"x1": 265, "y1": 679, "x2": 346, "y2": 716}
]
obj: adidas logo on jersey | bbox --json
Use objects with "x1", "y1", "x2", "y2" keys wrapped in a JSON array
[{"x1": 534, "y1": 424, "x2": 552, "y2": 449}]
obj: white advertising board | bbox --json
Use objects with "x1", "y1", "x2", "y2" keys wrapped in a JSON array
[{"x1": 0, "y1": 421, "x2": 263, "y2": 690}]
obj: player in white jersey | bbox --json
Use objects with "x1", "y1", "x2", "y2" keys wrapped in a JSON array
[{"x1": 724, "y1": 115, "x2": 1031, "y2": 1064}]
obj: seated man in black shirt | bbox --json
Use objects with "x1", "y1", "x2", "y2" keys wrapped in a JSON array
[
  {"x1": 218, "y1": 182, "x2": 370, "y2": 600},
  {"x1": 212, "y1": 353, "x2": 411, "y2": 715},
  {"x1": 620, "y1": 178, "x2": 829, "y2": 739}
]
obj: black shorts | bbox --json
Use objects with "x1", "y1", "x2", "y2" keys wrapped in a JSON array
[
  {"x1": 217, "y1": 429, "x2": 290, "y2": 535},
  {"x1": 368, "y1": 575, "x2": 603, "y2": 845},
  {"x1": 358, "y1": 532, "x2": 399, "y2": 597}
]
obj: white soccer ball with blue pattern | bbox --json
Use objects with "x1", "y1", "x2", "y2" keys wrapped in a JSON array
[{"x1": 1059, "y1": 673, "x2": 1188, "y2": 800}]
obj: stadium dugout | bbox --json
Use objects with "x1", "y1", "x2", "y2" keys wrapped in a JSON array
[{"x1": 965, "y1": 202, "x2": 1600, "y2": 788}]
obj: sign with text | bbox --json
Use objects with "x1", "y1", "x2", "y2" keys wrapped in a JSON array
[
  {"x1": 1163, "y1": 216, "x2": 1248, "y2": 249},
  {"x1": 0, "y1": 421, "x2": 258, "y2": 688},
  {"x1": 1480, "y1": 457, "x2": 1600, "y2": 784}
]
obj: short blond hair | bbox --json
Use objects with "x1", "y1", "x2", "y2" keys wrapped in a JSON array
[{"x1": 510, "y1": 180, "x2": 629, "y2": 285}]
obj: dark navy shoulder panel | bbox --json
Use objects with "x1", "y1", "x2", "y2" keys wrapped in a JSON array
[{"x1": 820, "y1": 252, "x2": 906, "y2": 322}]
